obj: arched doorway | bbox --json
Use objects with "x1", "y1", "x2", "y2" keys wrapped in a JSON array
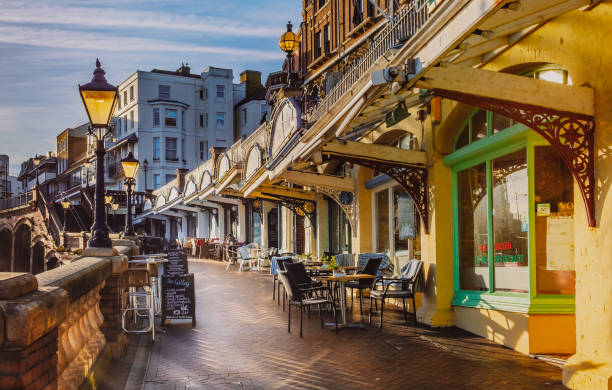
[
  {"x1": 13, "y1": 224, "x2": 31, "y2": 272},
  {"x1": 32, "y1": 241, "x2": 45, "y2": 274},
  {"x1": 0, "y1": 229, "x2": 12, "y2": 271}
]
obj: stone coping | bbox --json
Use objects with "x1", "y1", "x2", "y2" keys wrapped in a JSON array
[
  {"x1": 0, "y1": 273, "x2": 37, "y2": 300},
  {"x1": 0, "y1": 286, "x2": 68, "y2": 349},
  {"x1": 36, "y1": 257, "x2": 112, "y2": 303}
]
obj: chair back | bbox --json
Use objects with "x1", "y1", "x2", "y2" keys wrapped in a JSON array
[
  {"x1": 285, "y1": 262, "x2": 312, "y2": 289},
  {"x1": 121, "y1": 268, "x2": 151, "y2": 289},
  {"x1": 357, "y1": 253, "x2": 394, "y2": 277},
  {"x1": 277, "y1": 270, "x2": 301, "y2": 301},
  {"x1": 398, "y1": 260, "x2": 424, "y2": 292},
  {"x1": 237, "y1": 246, "x2": 252, "y2": 260},
  {"x1": 276, "y1": 257, "x2": 293, "y2": 271},
  {"x1": 358, "y1": 257, "x2": 383, "y2": 288}
]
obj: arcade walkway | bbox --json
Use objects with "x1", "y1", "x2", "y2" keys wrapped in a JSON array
[{"x1": 133, "y1": 260, "x2": 565, "y2": 389}]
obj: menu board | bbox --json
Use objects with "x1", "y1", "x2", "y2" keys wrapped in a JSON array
[
  {"x1": 163, "y1": 249, "x2": 189, "y2": 276},
  {"x1": 161, "y1": 274, "x2": 196, "y2": 326}
]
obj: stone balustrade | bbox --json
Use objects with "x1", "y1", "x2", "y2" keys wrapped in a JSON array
[{"x1": 0, "y1": 239, "x2": 137, "y2": 389}]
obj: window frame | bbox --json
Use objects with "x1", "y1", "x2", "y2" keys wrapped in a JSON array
[
  {"x1": 159, "y1": 85, "x2": 170, "y2": 99},
  {"x1": 165, "y1": 137, "x2": 178, "y2": 161},
  {"x1": 445, "y1": 119, "x2": 575, "y2": 314},
  {"x1": 153, "y1": 108, "x2": 160, "y2": 127},
  {"x1": 216, "y1": 85, "x2": 225, "y2": 99},
  {"x1": 165, "y1": 108, "x2": 177, "y2": 127},
  {"x1": 153, "y1": 137, "x2": 160, "y2": 160},
  {"x1": 216, "y1": 112, "x2": 225, "y2": 128}
]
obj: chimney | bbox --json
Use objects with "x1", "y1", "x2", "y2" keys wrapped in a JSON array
[
  {"x1": 240, "y1": 70, "x2": 263, "y2": 98},
  {"x1": 176, "y1": 62, "x2": 191, "y2": 76},
  {"x1": 176, "y1": 168, "x2": 189, "y2": 192}
]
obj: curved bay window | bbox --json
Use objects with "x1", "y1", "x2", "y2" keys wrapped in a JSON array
[{"x1": 447, "y1": 104, "x2": 575, "y2": 313}]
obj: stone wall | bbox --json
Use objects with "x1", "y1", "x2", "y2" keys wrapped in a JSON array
[{"x1": 0, "y1": 240, "x2": 135, "y2": 389}]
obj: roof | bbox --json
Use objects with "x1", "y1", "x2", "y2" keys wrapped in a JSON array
[
  {"x1": 235, "y1": 88, "x2": 266, "y2": 107},
  {"x1": 150, "y1": 68, "x2": 201, "y2": 79}
]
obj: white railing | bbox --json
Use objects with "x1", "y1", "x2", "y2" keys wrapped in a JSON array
[
  {"x1": 0, "y1": 190, "x2": 32, "y2": 210},
  {"x1": 305, "y1": 0, "x2": 430, "y2": 123}
]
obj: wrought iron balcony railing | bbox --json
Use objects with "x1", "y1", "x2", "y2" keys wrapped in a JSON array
[{"x1": 305, "y1": 0, "x2": 430, "y2": 124}]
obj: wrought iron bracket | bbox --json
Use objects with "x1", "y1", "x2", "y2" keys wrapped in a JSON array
[
  {"x1": 260, "y1": 193, "x2": 317, "y2": 232},
  {"x1": 310, "y1": 186, "x2": 357, "y2": 233},
  {"x1": 434, "y1": 89, "x2": 596, "y2": 227},
  {"x1": 323, "y1": 155, "x2": 429, "y2": 234}
]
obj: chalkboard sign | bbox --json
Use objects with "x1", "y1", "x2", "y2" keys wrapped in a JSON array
[
  {"x1": 163, "y1": 249, "x2": 189, "y2": 276},
  {"x1": 161, "y1": 274, "x2": 196, "y2": 326}
]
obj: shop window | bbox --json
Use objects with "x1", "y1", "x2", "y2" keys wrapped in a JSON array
[
  {"x1": 375, "y1": 190, "x2": 389, "y2": 253},
  {"x1": 457, "y1": 163, "x2": 489, "y2": 291},
  {"x1": 534, "y1": 146, "x2": 575, "y2": 294},
  {"x1": 492, "y1": 149, "x2": 529, "y2": 293}
]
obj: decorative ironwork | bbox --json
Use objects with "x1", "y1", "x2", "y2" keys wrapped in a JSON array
[
  {"x1": 310, "y1": 186, "x2": 357, "y2": 232},
  {"x1": 322, "y1": 154, "x2": 429, "y2": 233},
  {"x1": 434, "y1": 88, "x2": 596, "y2": 227},
  {"x1": 260, "y1": 193, "x2": 316, "y2": 228}
]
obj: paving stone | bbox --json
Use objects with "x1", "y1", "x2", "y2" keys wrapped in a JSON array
[{"x1": 141, "y1": 260, "x2": 565, "y2": 390}]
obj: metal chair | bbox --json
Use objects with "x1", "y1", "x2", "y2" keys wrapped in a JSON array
[
  {"x1": 369, "y1": 260, "x2": 423, "y2": 328},
  {"x1": 225, "y1": 245, "x2": 237, "y2": 271},
  {"x1": 121, "y1": 268, "x2": 155, "y2": 341},
  {"x1": 345, "y1": 256, "x2": 383, "y2": 315},
  {"x1": 280, "y1": 263, "x2": 337, "y2": 337},
  {"x1": 272, "y1": 257, "x2": 294, "y2": 308}
]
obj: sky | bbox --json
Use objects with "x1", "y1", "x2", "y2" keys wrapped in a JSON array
[{"x1": 0, "y1": 0, "x2": 301, "y2": 175}]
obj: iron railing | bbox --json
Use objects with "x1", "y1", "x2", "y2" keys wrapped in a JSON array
[
  {"x1": 305, "y1": 0, "x2": 430, "y2": 124},
  {"x1": 0, "y1": 190, "x2": 33, "y2": 210}
]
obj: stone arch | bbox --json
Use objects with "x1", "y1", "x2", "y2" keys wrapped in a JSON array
[
  {"x1": 217, "y1": 153, "x2": 231, "y2": 179},
  {"x1": 373, "y1": 129, "x2": 415, "y2": 146},
  {"x1": 13, "y1": 223, "x2": 31, "y2": 272},
  {"x1": 245, "y1": 144, "x2": 263, "y2": 179},
  {"x1": 0, "y1": 228, "x2": 12, "y2": 271},
  {"x1": 184, "y1": 179, "x2": 197, "y2": 197},
  {"x1": 32, "y1": 241, "x2": 45, "y2": 275},
  {"x1": 200, "y1": 170, "x2": 213, "y2": 189}
]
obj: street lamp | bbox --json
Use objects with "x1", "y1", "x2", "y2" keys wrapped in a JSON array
[
  {"x1": 143, "y1": 158, "x2": 148, "y2": 191},
  {"x1": 60, "y1": 197, "x2": 71, "y2": 232},
  {"x1": 279, "y1": 21, "x2": 300, "y2": 87},
  {"x1": 120, "y1": 151, "x2": 139, "y2": 237},
  {"x1": 79, "y1": 59, "x2": 117, "y2": 248}
]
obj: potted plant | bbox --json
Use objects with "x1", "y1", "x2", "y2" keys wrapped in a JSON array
[{"x1": 329, "y1": 256, "x2": 346, "y2": 277}]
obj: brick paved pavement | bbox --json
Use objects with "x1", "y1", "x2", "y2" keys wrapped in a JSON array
[{"x1": 141, "y1": 260, "x2": 565, "y2": 390}]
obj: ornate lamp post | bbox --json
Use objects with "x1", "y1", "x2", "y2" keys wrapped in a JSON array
[
  {"x1": 120, "y1": 152, "x2": 139, "y2": 237},
  {"x1": 60, "y1": 197, "x2": 71, "y2": 232},
  {"x1": 279, "y1": 21, "x2": 300, "y2": 87},
  {"x1": 79, "y1": 59, "x2": 118, "y2": 248}
]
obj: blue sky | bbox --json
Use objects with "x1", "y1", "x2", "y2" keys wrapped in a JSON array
[{"x1": 0, "y1": 0, "x2": 301, "y2": 175}]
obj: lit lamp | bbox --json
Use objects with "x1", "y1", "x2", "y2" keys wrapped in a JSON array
[
  {"x1": 79, "y1": 58, "x2": 117, "y2": 248},
  {"x1": 60, "y1": 197, "x2": 71, "y2": 232},
  {"x1": 279, "y1": 21, "x2": 300, "y2": 87},
  {"x1": 120, "y1": 151, "x2": 139, "y2": 237}
]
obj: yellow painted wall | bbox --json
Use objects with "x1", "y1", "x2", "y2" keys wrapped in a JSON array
[
  {"x1": 355, "y1": 166, "x2": 374, "y2": 254},
  {"x1": 454, "y1": 306, "x2": 530, "y2": 354},
  {"x1": 477, "y1": 4, "x2": 612, "y2": 388}
]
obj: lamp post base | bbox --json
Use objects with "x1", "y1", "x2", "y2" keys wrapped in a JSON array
[{"x1": 88, "y1": 228, "x2": 113, "y2": 248}]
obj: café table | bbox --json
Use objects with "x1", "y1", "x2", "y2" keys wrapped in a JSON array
[{"x1": 315, "y1": 273, "x2": 375, "y2": 328}]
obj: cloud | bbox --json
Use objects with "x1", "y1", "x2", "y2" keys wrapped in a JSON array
[
  {"x1": 0, "y1": 25, "x2": 282, "y2": 60},
  {"x1": 0, "y1": 1, "x2": 286, "y2": 38}
]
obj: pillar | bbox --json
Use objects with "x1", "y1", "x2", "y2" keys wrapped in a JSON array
[
  {"x1": 238, "y1": 203, "x2": 247, "y2": 243},
  {"x1": 316, "y1": 194, "x2": 329, "y2": 257},
  {"x1": 262, "y1": 201, "x2": 270, "y2": 248},
  {"x1": 196, "y1": 210, "x2": 210, "y2": 238},
  {"x1": 179, "y1": 213, "x2": 188, "y2": 241}
]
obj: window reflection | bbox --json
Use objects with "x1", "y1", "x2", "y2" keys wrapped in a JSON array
[
  {"x1": 458, "y1": 163, "x2": 489, "y2": 291},
  {"x1": 492, "y1": 150, "x2": 529, "y2": 293}
]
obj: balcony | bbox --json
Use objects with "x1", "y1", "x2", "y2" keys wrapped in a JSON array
[{"x1": 305, "y1": 0, "x2": 430, "y2": 124}]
